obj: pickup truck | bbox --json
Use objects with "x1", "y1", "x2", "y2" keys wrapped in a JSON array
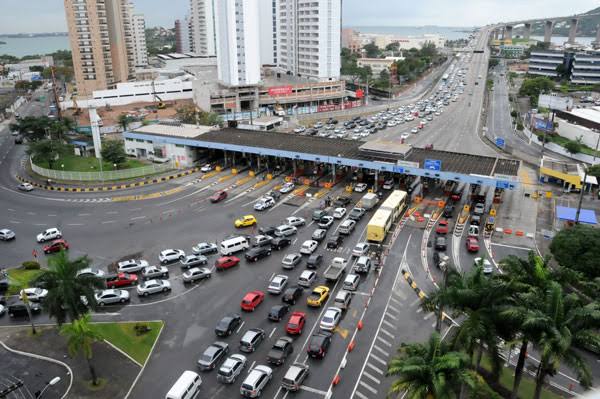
[
  {"x1": 267, "y1": 336, "x2": 294, "y2": 366},
  {"x1": 323, "y1": 257, "x2": 347, "y2": 282}
]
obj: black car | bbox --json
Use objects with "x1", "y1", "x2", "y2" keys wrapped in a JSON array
[
  {"x1": 282, "y1": 286, "x2": 303, "y2": 305},
  {"x1": 333, "y1": 196, "x2": 352, "y2": 206},
  {"x1": 307, "y1": 331, "x2": 332, "y2": 359},
  {"x1": 245, "y1": 246, "x2": 271, "y2": 262},
  {"x1": 306, "y1": 254, "x2": 323, "y2": 269},
  {"x1": 215, "y1": 314, "x2": 242, "y2": 337},
  {"x1": 197, "y1": 342, "x2": 229, "y2": 371},
  {"x1": 271, "y1": 237, "x2": 292, "y2": 251},
  {"x1": 327, "y1": 118, "x2": 338, "y2": 125},
  {"x1": 443, "y1": 205, "x2": 455, "y2": 218},
  {"x1": 0, "y1": 270, "x2": 8, "y2": 294},
  {"x1": 470, "y1": 214, "x2": 481, "y2": 226},
  {"x1": 434, "y1": 237, "x2": 447, "y2": 251},
  {"x1": 268, "y1": 305, "x2": 290, "y2": 322},
  {"x1": 267, "y1": 337, "x2": 294, "y2": 366},
  {"x1": 259, "y1": 226, "x2": 277, "y2": 236},
  {"x1": 7, "y1": 300, "x2": 41, "y2": 318},
  {"x1": 327, "y1": 233, "x2": 343, "y2": 249}
]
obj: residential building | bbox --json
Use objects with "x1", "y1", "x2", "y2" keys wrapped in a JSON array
[
  {"x1": 189, "y1": 0, "x2": 217, "y2": 56},
  {"x1": 499, "y1": 45, "x2": 525, "y2": 59},
  {"x1": 130, "y1": 13, "x2": 148, "y2": 66},
  {"x1": 357, "y1": 57, "x2": 404, "y2": 76},
  {"x1": 277, "y1": 0, "x2": 342, "y2": 81},
  {"x1": 570, "y1": 51, "x2": 600, "y2": 85},
  {"x1": 527, "y1": 50, "x2": 564, "y2": 78},
  {"x1": 64, "y1": 0, "x2": 134, "y2": 96},
  {"x1": 175, "y1": 16, "x2": 192, "y2": 53},
  {"x1": 367, "y1": 34, "x2": 445, "y2": 50},
  {"x1": 215, "y1": 0, "x2": 261, "y2": 86},
  {"x1": 258, "y1": 0, "x2": 277, "y2": 65}
]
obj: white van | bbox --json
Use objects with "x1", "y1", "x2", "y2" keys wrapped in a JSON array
[
  {"x1": 165, "y1": 370, "x2": 202, "y2": 399},
  {"x1": 343, "y1": 273, "x2": 360, "y2": 291},
  {"x1": 220, "y1": 236, "x2": 249, "y2": 255}
]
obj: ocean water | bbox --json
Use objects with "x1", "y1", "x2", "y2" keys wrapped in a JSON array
[
  {"x1": 346, "y1": 26, "x2": 475, "y2": 41},
  {"x1": 0, "y1": 35, "x2": 71, "y2": 57}
]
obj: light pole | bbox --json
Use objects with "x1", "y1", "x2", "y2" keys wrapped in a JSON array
[
  {"x1": 35, "y1": 376, "x2": 61, "y2": 398},
  {"x1": 575, "y1": 166, "x2": 588, "y2": 224}
]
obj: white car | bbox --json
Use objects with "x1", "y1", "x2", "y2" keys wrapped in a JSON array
[
  {"x1": 117, "y1": 259, "x2": 149, "y2": 273},
  {"x1": 298, "y1": 270, "x2": 317, "y2": 288},
  {"x1": 0, "y1": 304, "x2": 5, "y2": 316},
  {"x1": 158, "y1": 249, "x2": 185, "y2": 264},
  {"x1": 20, "y1": 287, "x2": 48, "y2": 302},
  {"x1": 182, "y1": 267, "x2": 212, "y2": 283},
  {"x1": 18, "y1": 182, "x2": 34, "y2": 191},
  {"x1": 268, "y1": 274, "x2": 289, "y2": 294},
  {"x1": 285, "y1": 216, "x2": 305, "y2": 227},
  {"x1": 136, "y1": 279, "x2": 171, "y2": 296},
  {"x1": 411, "y1": 127, "x2": 419, "y2": 134},
  {"x1": 281, "y1": 253, "x2": 302, "y2": 269},
  {"x1": 142, "y1": 265, "x2": 169, "y2": 280},
  {"x1": 192, "y1": 242, "x2": 218, "y2": 255},
  {"x1": 352, "y1": 242, "x2": 370, "y2": 257},
  {"x1": 201, "y1": 164, "x2": 214, "y2": 172},
  {"x1": 279, "y1": 182, "x2": 295, "y2": 194},
  {"x1": 95, "y1": 289, "x2": 129, "y2": 305},
  {"x1": 76, "y1": 268, "x2": 106, "y2": 278},
  {"x1": 333, "y1": 208, "x2": 346, "y2": 219},
  {"x1": 218, "y1": 353, "x2": 247, "y2": 384},
  {"x1": 293, "y1": 126, "x2": 306, "y2": 133},
  {"x1": 354, "y1": 183, "x2": 367, "y2": 193},
  {"x1": 254, "y1": 196, "x2": 275, "y2": 211},
  {"x1": 400, "y1": 132, "x2": 410, "y2": 140},
  {"x1": 319, "y1": 307, "x2": 342, "y2": 331},
  {"x1": 36, "y1": 227, "x2": 62, "y2": 243},
  {"x1": 0, "y1": 229, "x2": 16, "y2": 241},
  {"x1": 299, "y1": 240, "x2": 318, "y2": 255},
  {"x1": 474, "y1": 258, "x2": 493, "y2": 274}
]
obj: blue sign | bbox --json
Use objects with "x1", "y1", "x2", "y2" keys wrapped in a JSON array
[
  {"x1": 393, "y1": 166, "x2": 404, "y2": 174},
  {"x1": 424, "y1": 159, "x2": 442, "y2": 171},
  {"x1": 533, "y1": 118, "x2": 553, "y2": 132},
  {"x1": 495, "y1": 137, "x2": 505, "y2": 148},
  {"x1": 496, "y1": 180, "x2": 510, "y2": 189}
]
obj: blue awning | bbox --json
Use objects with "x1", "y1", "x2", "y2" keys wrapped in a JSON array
[{"x1": 556, "y1": 206, "x2": 598, "y2": 224}]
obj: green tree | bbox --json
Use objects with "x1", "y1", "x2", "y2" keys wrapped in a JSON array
[
  {"x1": 10, "y1": 116, "x2": 53, "y2": 141},
  {"x1": 60, "y1": 314, "x2": 104, "y2": 386},
  {"x1": 175, "y1": 104, "x2": 222, "y2": 126},
  {"x1": 563, "y1": 139, "x2": 582, "y2": 154},
  {"x1": 518, "y1": 76, "x2": 555, "y2": 106},
  {"x1": 26, "y1": 139, "x2": 71, "y2": 170},
  {"x1": 387, "y1": 333, "x2": 498, "y2": 399},
  {"x1": 363, "y1": 42, "x2": 381, "y2": 58},
  {"x1": 588, "y1": 164, "x2": 600, "y2": 179},
  {"x1": 100, "y1": 139, "x2": 127, "y2": 166},
  {"x1": 33, "y1": 251, "x2": 104, "y2": 326},
  {"x1": 117, "y1": 113, "x2": 133, "y2": 131},
  {"x1": 549, "y1": 224, "x2": 600, "y2": 279},
  {"x1": 385, "y1": 42, "x2": 400, "y2": 53}
]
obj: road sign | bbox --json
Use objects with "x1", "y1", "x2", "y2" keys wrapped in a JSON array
[
  {"x1": 495, "y1": 137, "x2": 505, "y2": 148},
  {"x1": 393, "y1": 166, "x2": 404, "y2": 174},
  {"x1": 424, "y1": 159, "x2": 442, "y2": 171},
  {"x1": 496, "y1": 180, "x2": 510, "y2": 189}
]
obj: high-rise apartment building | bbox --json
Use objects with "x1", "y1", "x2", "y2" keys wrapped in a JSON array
[
  {"x1": 276, "y1": 0, "x2": 341, "y2": 81},
  {"x1": 130, "y1": 13, "x2": 148, "y2": 66},
  {"x1": 175, "y1": 16, "x2": 192, "y2": 54},
  {"x1": 64, "y1": 0, "x2": 134, "y2": 96},
  {"x1": 258, "y1": 0, "x2": 277, "y2": 65},
  {"x1": 189, "y1": 0, "x2": 217, "y2": 56},
  {"x1": 215, "y1": 0, "x2": 260, "y2": 86}
]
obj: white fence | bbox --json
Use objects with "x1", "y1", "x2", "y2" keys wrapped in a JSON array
[
  {"x1": 522, "y1": 127, "x2": 600, "y2": 165},
  {"x1": 30, "y1": 158, "x2": 175, "y2": 181}
]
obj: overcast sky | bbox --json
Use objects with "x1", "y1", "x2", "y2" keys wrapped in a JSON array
[{"x1": 0, "y1": 0, "x2": 598, "y2": 34}]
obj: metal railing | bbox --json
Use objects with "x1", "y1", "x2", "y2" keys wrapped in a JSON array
[{"x1": 30, "y1": 158, "x2": 175, "y2": 182}]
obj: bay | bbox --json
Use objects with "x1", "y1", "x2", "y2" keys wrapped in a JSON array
[
  {"x1": 345, "y1": 26, "x2": 474, "y2": 41},
  {"x1": 0, "y1": 35, "x2": 71, "y2": 57}
]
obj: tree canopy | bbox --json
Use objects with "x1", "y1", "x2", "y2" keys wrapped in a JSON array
[
  {"x1": 549, "y1": 224, "x2": 600, "y2": 279},
  {"x1": 175, "y1": 104, "x2": 222, "y2": 126},
  {"x1": 519, "y1": 76, "x2": 555, "y2": 106},
  {"x1": 100, "y1": 139, "x2": 127, "y2": 166}
]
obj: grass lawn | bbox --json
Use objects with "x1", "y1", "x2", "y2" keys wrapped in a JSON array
[
  {"x1": 534, "y1": 133, "x2": 600, "y2": 158},
  {"x1": 7, "y1": 268, "x2": 43, "y2": 295},
  {"x1": 90, "y1": 321, "x2": 163, "y2": 365},
  {"x1": 480, "y1": 355, "x2": 563, "y2": 399},
  {"x1": 34, "y1": 153, "x2": 146, "y2": 172}
]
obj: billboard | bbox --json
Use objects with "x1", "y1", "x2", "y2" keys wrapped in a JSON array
[
  {"x1": 268, "y1": 85, "x2": 293, "y2": 96},
  {"x1": 533, "y1": 117, "x2": 554, "y2": 132},
  {"x1": 538, "y1": 94, "x2": 573, "y2": 112}
]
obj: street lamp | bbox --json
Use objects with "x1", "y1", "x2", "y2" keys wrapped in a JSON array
[{"x1": 35, "y1": 376, "x2": 60, "y2": 398}]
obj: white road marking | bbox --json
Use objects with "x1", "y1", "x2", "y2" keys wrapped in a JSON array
[
  {"x1": 423, "y1": 312, "x2": 435, "y2": 320},
  {"x1": 363, "y1": 371, "x2": 381, "y2": 385},
  {"x1": 354, "y1": 390, "x2": 369, "y2": 399},
  {"x1": 78, "y1": 213, "x2": 91, "y2": 216},
  {"x1": 382, "y1": 319, "x2": 394, "y2": 329},
  {"x1": 377, "y1": 336, "x2": 392, "y2": 347},
  {"x1": 490, "y1": 242, "x2": 533, "y2": 251},
  {"x1": 410, "y1": 298, "x2": 421, "y2": 306},
  {"x1": 366, "y1": 362, "x2": 384, "y2": 375},
  {"x1": 269, "y1": 327, "x2": 277, "y2": 338},
  {"x1": 390, "y1": 296, "x2": 402, "y2": 305},
  {"x1": 299, "y1": 385, "x2": 328, "y2": 396},
  {"x1": 248, "y1": 361, "x2": 256, "y2": 372},
  {"x1": 371, "y1": 350, "x2": 389, "y2": 362},
  {"x1": 385, "y1": 312, "x2": 398, "y2": 320},
  {"x1": 359, "y1": 381, "x2": 378, "y2": 395},
  {"x1": 130, "y1": 216, "x2": 146, "y2": 221},
  {"x1": 415, "y1": 307, "x2": 423, "y2": 313},
  {"x1": 162, "y1": 209, "x2": 176, "y2": 214},
  {"x1": 236, "y1": 321, "x2": 245, "y2": 334},
  {"x1": 9, "y1": 220, "x2": 21, "y2": 224},
  {"x1": 101, "y1": 220, "x2": 116, "y2": 224},
  {"x1": 33, "y1": 223, "x2": 47, "y2": 226},
  {"x1": 106, "y1": 211, "x2": 118, "y2": 215},
  {"x1": 380, "y1": 328, "x2": 395, "y2": 339},
  {"x1": 67, "y1": 223, "x2": 84, "y2": 226},
  {"x1": 47, "y1": 214, "x2": 57, "y2": 217}
]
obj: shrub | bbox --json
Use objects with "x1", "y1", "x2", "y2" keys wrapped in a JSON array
[
  {"x1": 510, "y1": 110, "x2": 517, "y2": 118},
  {"x1": 22, "y1": 261, "x2": 40, "y2": 270}
]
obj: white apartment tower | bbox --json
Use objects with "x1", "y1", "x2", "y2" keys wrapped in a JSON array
[
  {"x1": 189, "y1": 0, "x2": 217, "y2": 56},
  {"x1": 130, "y1": 13, "x2": 148, "y2": 66},
  {"x1": 215, "y1": 0, "x2": 261, "y2": 86},
  {"x1": 277, "y1": 0, "x2": 341, "y2": 81},
  {"x1": 258, "y1": 0, "x2": 277, "y2": 65}
]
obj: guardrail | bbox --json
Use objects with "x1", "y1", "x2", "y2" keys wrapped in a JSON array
[{"x1": 30, "y1": 158, "x2": 175, "y2": 181}]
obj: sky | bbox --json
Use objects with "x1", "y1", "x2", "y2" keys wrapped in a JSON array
[{"x1": 0, "y1": 0, "x2": 598, "y2": 34}]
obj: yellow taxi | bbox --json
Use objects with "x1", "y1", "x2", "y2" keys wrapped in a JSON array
[
  {"x1": 234, "y1": 215, "x2": 257, "y2": 228},
  {"x1": 307, "y1": 285, "x2": 330, "y2": 307}
]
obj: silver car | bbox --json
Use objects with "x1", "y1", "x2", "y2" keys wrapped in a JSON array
[
  {"x1": 141, "y1": 265, "x2": 169, "y2": 280},
  {"x1": 136, "y1": 279, "x2": 171, "y2": 296},
  {"x1": 217, "y1": 353, "x2": 247, "y2": 384},
  {"x1": 117, "y1": 259, "x2": 149, "y2": 273},
  {"x1": 180, "y1": 254, "x2": 208, "y2": 269},
  {"x1": 94, "y1": 289, "x2": 130, "y2": 306},
  {"x1": 183, "y1": 267, "x2": 212, "y2": 283},
  {"x1": 0, "y1": 229, "x2": 16, "y2": 241},
  {"x1": 192, "y1": 242, "x2": 218, "y2": 255}
]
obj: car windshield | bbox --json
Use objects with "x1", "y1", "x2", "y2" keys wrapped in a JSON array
[
  {"x1": 200, "y1": 354, "x2": 213, "y2": 363},
  {"x1": 288, "y1": 323, "x2": 298, "y2": 329},
  {"x1": 322, "y1": 316, "x2": 333, "y2": 323},
  {"x1": 219, "y1": 368, "x2": 232, "y2": 376}
]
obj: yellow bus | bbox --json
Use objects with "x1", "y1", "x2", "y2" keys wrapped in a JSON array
[{"x1": 366, "y1": 190, "x2": 408, "y2": 242}]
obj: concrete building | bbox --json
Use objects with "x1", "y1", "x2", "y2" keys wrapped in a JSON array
[
  {"x1": 357, "y1": 57, "x2": 404, "y2": 75},
  {"x1": 277, "y1": 0, "x2": 342, "y2": 81},
  {"x1": 499, "y1": 45, "x2": 525, "y2": 59},
  {"x1": 258, "y1": 0, "x2": 277, "y2": 66},
  {"x1": 215, "y1": 0, "x2": 261, "y2": 86},
  {"x1": 130, "y1": 13, "x2": 148, "y2": 66},
  {"x1": 189, "y1": 0, "x2": 217, "y2": 56},
  {"x1": 175, "y1": 17, "x2": 192, "y2": 54},
  {"x1": 570, "y1": 51, "x2": 600, "y2": 85},
  {"x1": 369, "y1": 34, "x2": 445, "y2": 50},
  {"x1": 64, "y1": 0, "x2": 135, "y2": 96},
  {"x1": 527, "y1": 50, "x2": 564, "y2": 78}
]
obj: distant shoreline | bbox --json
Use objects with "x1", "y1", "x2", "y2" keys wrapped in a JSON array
[
  {"x1": 0, "y1": 41, "x2": 6, "y2": 45},
  {"x1": 0, "y1": 33, "x2": 68, "y2": 39}
]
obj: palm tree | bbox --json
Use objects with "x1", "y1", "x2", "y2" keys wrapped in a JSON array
[
  {"x1": 33, "y1": 251, "x2": 104, "y2": 326},
  {"x1": 60, "y1": 314, "x2": 103, "y2": 385},
  {"x1": 531, "y1": 283, "x2": 600, "y2": 399},
  {"x1": 387, "y1": 332, "x2": 498, "y2": 399}
]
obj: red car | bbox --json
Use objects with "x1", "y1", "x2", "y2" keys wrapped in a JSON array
[
  {"x1": 105, "y1": 272, "x2": 138, "y2": 288},
  {"x1": 241, "y1": 290, "x2": 265, "y2": 311},
  {"x1": 286, "y1": 311, "x2": 306, "y2": 335},
  {"x1": 466, "y1": 237, "x2": 479, "y2": 252},
  {"x1": 435, "y1": 220, "x2": 449, "y2": 235},
  {"x1": 210, "y1": 190, "x2": 228, "y2": 203},
  {"x1": 43, "y1": 239, "x2": 69, "y2": 254},
  {"x1": 215, "y1": 256, "x2": 240, "y2": 271}
]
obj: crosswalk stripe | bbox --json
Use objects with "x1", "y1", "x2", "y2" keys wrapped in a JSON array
[
  {"x1": 366, "y1": 362, "x2": 384, "y2": 375},
  {"x1": 363, "y1": 371, "x2": 381, "y2": 385},
  {"x1": 359, "y1": 381, "x2": 378, "y2": 395}
]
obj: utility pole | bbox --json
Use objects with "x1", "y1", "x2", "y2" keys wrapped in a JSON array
[
  {"x1": 575, "y1": 166, "x2": 587, "y2": 224},
  {"x1": 50, "y1": 67, "x2": 62, "y2": 120}
]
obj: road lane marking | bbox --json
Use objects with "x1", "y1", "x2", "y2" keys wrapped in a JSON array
[
  {"x1": 106, "y1": 211, "x2": 118, "y2": 215},
  {"x1": 382, "y1": 319, "x2": 394, "y2": 329},
  {"x1": 387, "y1": 304, "x2": 400, "y2": 313},
  {"x1": 410, "y1": 298, "x2": 421, "y2": 306},
  {"x1": 236, "y1": 321, "x2": 245, "y2": 334},
  {"x1": 415, "y1": 307, "x2": 423, "y2": 313},
  {"x1": 390, "y1": 296, "x2": 402, "y2": 305},
  {"x1": 47, "y1": 214, "x2": 57, "y2": 217},
  {"x1": 377, "y1": 336, "x2": 392, "y2": 347},
  {"x1": 385, "y1": 312, "x2": 398, "y2": 320},
  {"x1": 354, "y1": 391, "x2": 369, "y2": 399},
  {"x1": 363, "y1": 371, "x2": 381, "y2": 385},
  {"x1": 423, "y1": 312, "x2": 435, "y2": 320},
  {"x1": 248, "y1": 360, "x2": 256, "y2": 372},
  {"x1": 359, "y1": 381, "x2": 378, "y2": 395},
  {"x1": 67, "y1": 223, "x2": 84, "y2": 226},
  {"x1": 299, "y1": 385, "x2": 328, "y2": 396},
  {"x1": 366, "y1": 362, "x2": 384, "y2": 375},
  {"x1": 78, "y1": 213, "x2": 91, "y2": 216},
  {"x1": 130, "y1": 216, "x2": 146, "y2": 221},
  {"x1": 33, "y1": 223, "x2": 47, "y2": 226},
  {"x1": 380, "y1": 328, "x2": 395, "y2": 339},
  {"x1": 269, "y1": 327, "x2": 277, "y2": 338},
  {"x1": 162, "y1": 209, "x2": 176, "y2": 214},
  {"x1": 370, "y1": 351, "x2": 388, "y2": 364},
  {"x1": 101, "y1": 220, "x2": 116, "y2": 224}
]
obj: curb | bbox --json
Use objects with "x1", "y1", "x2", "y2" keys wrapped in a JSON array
[
  {"x1": 123, "y1": 321, "x2": 165, "y2": 399},
  {"x1": 16, "y1": 167, "x2": 200, "y2": 193}
]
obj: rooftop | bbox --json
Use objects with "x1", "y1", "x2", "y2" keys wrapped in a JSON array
[
  {"x1": 133, "y1": 123, "x2": 216, "y2": 138},
  {"x1": 566, "y1": 106, "x2": 600, "y2": 126}
]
